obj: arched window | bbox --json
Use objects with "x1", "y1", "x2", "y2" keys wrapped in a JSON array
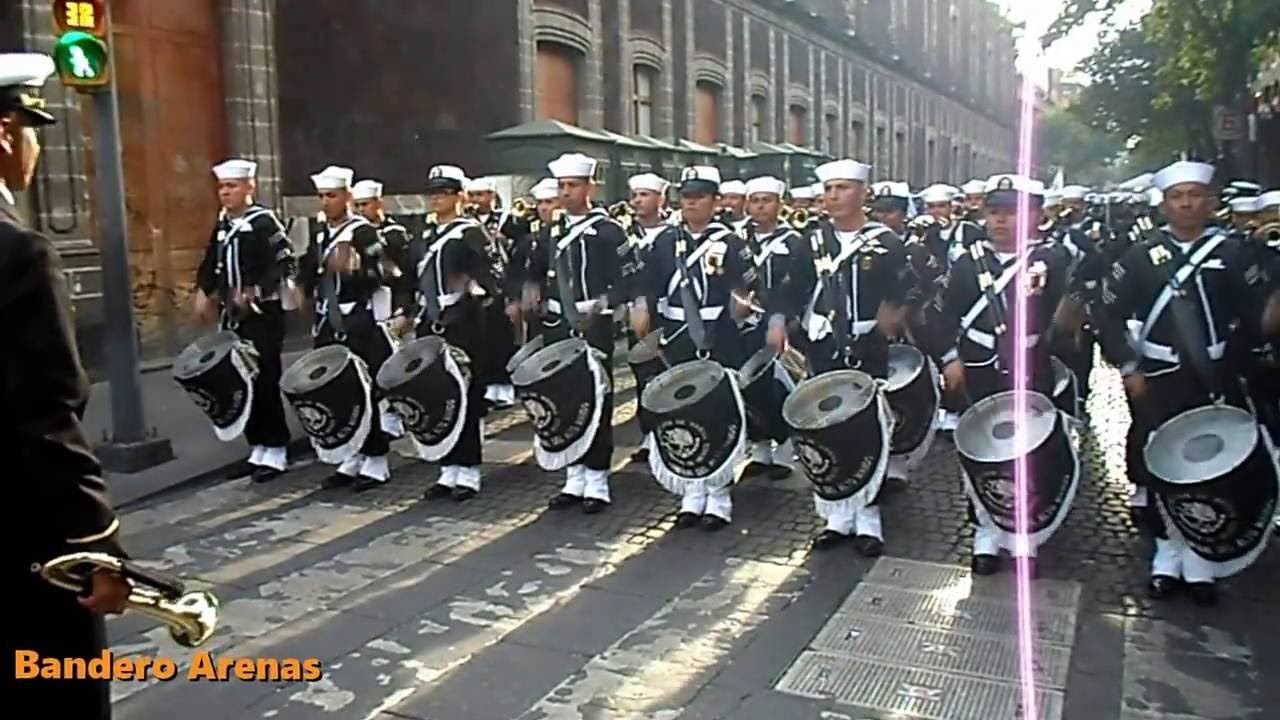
[
  {"x1": 749, "y1": 94, "x2": 767, "y2": 143},
  {"x1": 695, "y1": 81, "x2": 722, "y2": 145},
  {"x1": 536, "y1": 41, "x2": 582, "y2": 124},
  {"x1": 788, "y1": 105, "x2": 808, "y2": 145},
  {"x1": 634, "y1": 65, "x2": 658, "y2": 135}
]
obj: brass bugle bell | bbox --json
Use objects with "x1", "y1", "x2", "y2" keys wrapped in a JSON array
[{"x1": 37, "y1": 552, "x2": 220, "y2": 648}]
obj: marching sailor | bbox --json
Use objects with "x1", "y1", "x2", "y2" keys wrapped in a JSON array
[
  {"x1": 466, "y1": 176, "x2": 520, "y2": 409},
  {"x1": 632, "y1": 165, "x2": 755, "y2": 530},
  {"x1": 507, "y1": 177, "x2": 561, "y2": 343},
  {"x1": 790, "y1": 184, "x2": 817, "y2": 211},
  {"x1": 622, "y1": 172, "x2": 672, "y2": 463},
  {"x1": 960, "y1": 179, "x2": 988, "y2": 223},
  {"x1": 718, "y1": 179, "x2": 749, "y2": 232},
  {"x1": 193, "y1": 158, "x2": 294, "y2": 482},
  {"x1": 1094, "y1": 161, "x2": 1280, "y2": 605},
  {"x1": 800, "y1": 159, "x2": 916, "y2": 557},
  {"x1": 397, "y1": 165, "x2": 494, "y2": 501},
  {"x1": 742, "y1": 175, "x2": 814, "y2": 480},
  {"x1": 523, "y1": 153, "x2": 627, "y2": 513},
  {"x1": 939, "y1": 174, "x2": 1073, "y2": 577},
  {"x1": 299, "y1": 166, "x2": 397, "y2": 491}
]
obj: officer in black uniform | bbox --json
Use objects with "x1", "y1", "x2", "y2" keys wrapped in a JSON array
[
  {"x1": 194, "y1": 158, "x2": 294, "y2": 481},
  {"x1": 3, "y1": 52, "x2": 131, "y2": 719},
  {"x1": 299, "y1": 165, "x2": 396, "y2": 491}
]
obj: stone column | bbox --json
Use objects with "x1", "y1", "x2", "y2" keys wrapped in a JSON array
[
  {"x1": 517, "y1": 0, "x2": 537, "y2": 122},
  {"x1": 721, "y1": 6, "x2": 735, "y2": 146},
  {"x1": 585, "y1": 0, "x2": 606, "y2": 128},
  {"x1": 219, "y1": 0, "x2": 283, "y2": 209},
  {"x1": 660, "y1": 0, "x2": 676, "y2": 138}
]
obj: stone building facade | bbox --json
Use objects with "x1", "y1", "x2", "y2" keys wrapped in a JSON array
[{"x1": 6, "y1": 0, "x2": 1018, "y2": 364}]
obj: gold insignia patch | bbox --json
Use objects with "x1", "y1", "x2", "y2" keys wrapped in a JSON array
[{"x1": 1148, "y1": 246, "x2": 1172, "y2": 266}]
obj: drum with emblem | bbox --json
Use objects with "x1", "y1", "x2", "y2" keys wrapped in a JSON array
[
  {"x1": 376, "y1": 336, "x2": 472, "y2": 461},
  {"x1": 883, "y1": 344, "x2": 940, "y2": 455},
  {"x1": 1144, "y1": 404, "x2": 1280, "y2": 575},
  {"x1": 512, "y1": 337, "x2": 610, "y2": 471},
  {"x1": 738, "y1": 345, "x2": 807, "y2": 441},
  {"x1": 783, "y1": 370, "x2": 889, "y2": 502},
  {"x1": 628, "y1": 330, "x2": 667, "y2": 435},
  {"x1": 174, "y1": 331, "x2": 260, "y2": 442},
  {"x1": 954, "y1": 390, "x2": 1078, "y2": 541},
  {"x1": 642, "y1": 360, "x2": 747, "y2": 492},
  {"x1": 1050, "y1": 355, "x2": 1079, "y2": 419},
  {"x1": 281, "y1": 345, "x2": 373, "y2": 464},
  {"x1": 505, "y1": 334, "x2": 546, "y2": 376}
]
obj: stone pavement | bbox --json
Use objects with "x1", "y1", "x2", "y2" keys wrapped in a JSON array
[{"x1": 102, "y1": 356, "x2": 1280, "y2": 720}]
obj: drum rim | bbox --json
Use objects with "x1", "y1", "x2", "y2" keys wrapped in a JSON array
[
  {"x1": 511, "y1": 337, "x2": 589, "y2": 387},
  {"x1": 174, "y1": 330, "x2": 243, "y2": 378},
  {"x1": 377, "y1": 335, "x2": 448, "y2": 387},
  {"x1": 1050, "y1": 356, "x2": 1071, "y2": 397},
  {"x1": 506, "y1": 335, "x2": 547, "y2": 375},
  {"x1": 738, "y1": 346, "x2": 780, "y2": 387},
  {"x1": 781, "y1": 369, "x2": 878, "y2": 430},
  {"x1": 641, "y1": 359, "x2": 726, "y2": 413},
  {"x1": 281, "y1": 345, "x2": 354, "y2": 393},
  {"x1": 1144, "y1": 404, "x2": 1260, "y2": 486},
  {"x1": 954, "y1": 389, "x2": 1059, "y2": 463},
  {"x1": 627, "y1": 331, "x2": 664, "y2": 365},
  {"x1": 885, "y1": 344, "x2": 926, "y2": 393}
]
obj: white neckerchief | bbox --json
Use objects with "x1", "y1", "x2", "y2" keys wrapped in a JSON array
[{"x1": 0, "y1": 183, "x2": 13, "y2": 207}]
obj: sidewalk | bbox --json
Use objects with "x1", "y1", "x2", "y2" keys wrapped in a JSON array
[{"x1": 82, "y1": 350, "x2": 311, "y2": 508}]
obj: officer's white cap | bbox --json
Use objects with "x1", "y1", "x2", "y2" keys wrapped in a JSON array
[
  {"x1": 548, "y1": 153, "x2": 598, "y2": 179},
  {"x1": 531, "y1": 178, "x2": 560, "y2": 201},
  {"x1": 1153, "y1": 161, "x2": 1215, "y2": 192},
  {"x1": 628, "y1": 173, "x2": 668, "y2": 194},
  {"x1": 680, "y1": 165, "x2": 722, "y2": 187},
  {"x1": 212, "y1": 159, "x2": 257, "y2": 181},
  {"x1": 310, "y1": 165, "x2": 355, "y2": 191},
  {"x1": 426, "y1": 164, "x2": 467, "y2": 191},
  {"x1": 872, "y1": 181, "x2": 911, "y2": 200},
  {"x1": 918, "y1": 184, "x2": 959, "y2": 204},
  {"x1": 814, "y1": 159, "x2": 872, "y2": 185},
  {"x1": 719, "y1": 179, "x2": 747, "y2": 196},
  {"x1": 351, "y1": 180, "x2": 383, "y2": 201},
  {"x1": 745, "y1": 176, "x2": 786, "y2": 197},
  {"x1": 984, "y1": 173, "x2": 1045, "y2": 196}
]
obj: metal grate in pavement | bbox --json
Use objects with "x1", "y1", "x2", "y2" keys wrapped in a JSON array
[
  {"x1": 863, "y1": 556, "x2": 1083, "y2": 611},
  {"x1": 775, "y1": 650, "x2": 1065, "y2": 720},
  {"x1": 811, "y1": 614, "x2": 1073, "y2": 689}
]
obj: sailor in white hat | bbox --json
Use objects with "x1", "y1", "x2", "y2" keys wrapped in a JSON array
[
  {"x1": 301, "y1": 165, "x2": 398, "y2": 491},
  {"x1": 939, "y1": 173, "x2": 1075, "y2": 578},
  {"x1": 523, "y1": 152, "x2": 627, "y2": 514},
  {"x1": 800, "y1": 158, "x2": 914, "y2": 558},
  {"x1": 192, "y1": 158, "x2": 294, "y2": 481},
  {"x1": 1093, "y1": 159, "x2": 1280, "y2": 606},
  {"x1": 1228, "y1": 196, "x2": 1261, "y2": 234},
  {"x1": 789, "y1": 183, "x2": 816, "y2": 210},
  {"x1": 4, "y1": 51, "x2": 132, "y2": 719},
  {"x1": 718, "y1": 179, "x2": 748, "y2": 230},
  {"x1": 351, "y1": 178, "x2": 411, "y2": 324},
  {"x1": 621, "y1": 172, "x2": 671, "y2": 464},
  {"x1": 869, "y1": 180, "x2": 911, "y2": 235}
]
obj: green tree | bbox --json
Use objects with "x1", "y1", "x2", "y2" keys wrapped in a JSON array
[{"x1": 1038, "y1": 108, "x2": 1125, "y2": 184}]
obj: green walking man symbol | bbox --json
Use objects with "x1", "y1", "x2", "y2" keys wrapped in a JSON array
[{"x1": 69, "y1": 46, "x2": 94, "y2": 79}]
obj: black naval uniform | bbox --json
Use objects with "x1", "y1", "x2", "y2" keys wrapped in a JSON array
[
  {"x1": 524, "y1": 208, "x2": 628, "y2": 476},
  {"x1": 476, "y1": 210, "x2": 530, "y2": 403},
  {"x1": 620, "y1": 217, "x2": 668, "y2": 445},
  {"x1": 374, "y1": 215, "x2": 412, "y2": 316},
  {"x1": 4, "y1": 190, "x2": 123, "y2": 718},
  {"x1": 1094, "y1": 224, "x2": 1275, "y2": 596},
  {"x1": 300, "y1": 213, "x2": 394, "y2": 484},
  {"x1": 409, "y1": 215, "x2": 493, "y2": 493},
  {"x1": 195, "y1": 204, "x2": 293, "y2": 472},
  {"x1": 1235, "y1": 228, "x2": 1280, "y2": 443},
  {"x1": 1052, "y1": 216, "x2": 1106, "y2": 406}
]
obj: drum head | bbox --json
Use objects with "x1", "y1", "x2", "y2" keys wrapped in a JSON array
[
  {"x1": 174, "y1": 331, "x2": 241, "y2": 380},
  {"x1": 885, "y1": 344, "x2": 925, "y2": 393},
  {"x1": 738, "y1": 347, "x2": 779, "y2": 387},
  {"x1": 782, "y1": 370, "x2": 877, "y2": 431},
  {"x1": 1145, "y1": 405, "x2": 1260, "y2": 485},
  {"x1": 1051, "y1": 356, "x2": 1071, "y2": 397},
  {"x1": 627, "y1": 331, "x2": 663, "y2": 365},
  {"x1": 377, "y1": 336, "x2": 448, "y2": 389},
  {"x1": 955, "y1": 391, "x2": 1058, "y2": 464},
  {"x1": 642, "y1": 360, "x2": 725, "y2": 415},
  {"x1": 511, "y1": 338, "x2": 588, "y2": 388},
  {"x1": 506, "y1": 335, "x2": 546, "y2": 375},
  {"x1": 282, "y1": 346, "x2": 353, "y2": 395}
]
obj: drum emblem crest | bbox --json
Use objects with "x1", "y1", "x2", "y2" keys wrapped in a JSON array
[
  {"x1": 187, "y1": 388, "x2": 217, "y2": 417},
  {"x1": 1170, "y1": 496, "x2": 1230, "y2": 536},
  {"x1": 794, "y1": 440, "x2": 833, "y2": 481},
  {"x1": 294, "y1": 401, "x2": 334, "y2": 435},
  {"x1": 521, "y1": 394, "x2": 556, "y2": 431},
  {"x1": 979, "y1": 472, "x2": 1016, "y2": 514},
  {"x1": 388, "y1": 398, "x2": 423, "y2": 430},
  {"x1": 659, "y1": 421, "x2": 705, "y2": 462}
]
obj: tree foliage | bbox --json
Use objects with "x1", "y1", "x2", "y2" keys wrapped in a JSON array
[{"x1": 1037, "y1": 108, "x2": 1125, "y2": 185}]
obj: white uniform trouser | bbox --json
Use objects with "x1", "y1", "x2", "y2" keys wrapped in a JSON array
[
  {"x1": 338, "y1": 454, "x2": 390, "y2": 482},
  {"x1": 749, "y1": 439, "x2": 793, "y2": 468},
  {"x1": 820, "y1": 501, "x2": 882, "y2": 540},
  {"x1": 681, "y1": 484, "x2": 733, "y2": 522},
  {"x1": 1151, "y1": 536, "x2": 1215, "y2": 583},
  {"x1": 435, "y1": 465, "x2": 481, "y2": 491},
  {"x1": 887, "y1": 456, "x2": 909, "y2": 481},
  {"x1": 250, "y1": 445, "x2": 288, "y2": 471},
  {"x1": 973, "y1": 525, "x2": 1038, "y2": 558},
  {"x1": 560, "y1": 465, "x2": 611, "y2": 502}
]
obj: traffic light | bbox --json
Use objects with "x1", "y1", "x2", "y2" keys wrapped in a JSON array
[{"x1": 52, "y1": 1, "x2": 110, "y2": 91}]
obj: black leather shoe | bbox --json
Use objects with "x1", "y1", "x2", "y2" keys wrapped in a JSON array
[
  {"x1": 881, "y1": 477, "x2": 908, "y2": 495},
  {"x1": 1187, "y1": 582, "x2": 1218, "y2": 607},
  {"x1": 352, "y1": 476, "x2": 386, "y2": 493},
  {"x1": 854, "y1": 535, "x2": 884, "y2": 558},
  {"x1": 971, "y1": 554, "x2": 1002, "y2": 576},
  {"x1": 811, "y1": 529, "x2": 849, "y2": 550},
  {"x1": 423, "y1": 484, "x2": 453, "y2": 500},
  {"x1": 701, "y1": 515, "x2": 729, "y2": 532},
  {"x1": 547, "y1": 493, "x2": 581, "y2": 510},
  {"x1": 675, "y1": 512, "x2": 701, "y2": 529},
  {"x1": 1147, "y1": 574, "x2": 1181, "y2": 599},
  {"x1": 766, "y1": 464, "x2": 792, "y2": 481},
  {"x1": 251, "y1": 466, "x2": 284, "y2": 483},
  {"x1": 322, "y1": 473, "x2": 354, "y2": 489},
  {"x1": 452, "y1": 487, "x2": 478, "y2": 502},
  {"x1": 582, "y1": 498, "x2": 609, "y2": 514}
]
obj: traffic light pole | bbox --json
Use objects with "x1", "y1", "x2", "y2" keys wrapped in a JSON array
[{"x1": 87, "y1": 10, "x2": 173, "y2": 474}]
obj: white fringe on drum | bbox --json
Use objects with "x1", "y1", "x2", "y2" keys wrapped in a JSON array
[
  {"x1": 211, "y1": 344, "x2": 258, "y2": 442},
  {"x1": 648, "y1": 368, "x2": 749, "y2": 496},
  {"x1": 312, "y1": 355, "x2": 374, "y2": 466},
  {"x1": 410, "y1": 348, "x2": 470, "y2": 462},
  {"x1": 962, "y1": 410, "x2": 1081, "y2": 554},
  {"x1": 533, "y1": 348, "x2": 608, "y2": 471},
  {"x1": 892, "y1": 355, "x2": 941, "y2": 472},
  {"x1": 814, "y1": 392, "x2": 894, "y2": 522},
  {"x1": 1155, "y1": 423, "x2": 1280, "y2": 579}
]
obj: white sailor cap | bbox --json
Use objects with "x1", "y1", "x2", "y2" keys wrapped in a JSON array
[
  {"x1": 310, "y1": 165, "x2": 355, "y2": 191},
  {"x1": 351, "y1": 180, "x2": 383, "y2": 201},
  {"x1": 1153, "y1": 161, "x2": 1214, "y2": 191},
  {"x1": 1044, "y1": 191, "x2": 1063, "y2": 208},
  {"x1": 744, "y1": 176, "x2": 786, "y2": 197},
  {"x1": 719, "y1": 179, "x2": 747, "y2": 196},
  {"x1": 212, "y1": 159, "x2": 257, "y2": 181},
  {"x1": 466, "y1": 176, "x2": 497, "y2": 194},
  {"x1": 679, "y1": 165, "x2": 722, "y2": 192},
  {"x1": 0, "y1": 52, "x2": 56, "y2": 126},
  {"x1": 790, "y1": 185, "x2": 815, "y2": 201},
  {"x1": 1229, "y1": 180, "x2": 1262, "y2": 194},
  {"x1": 1259, "y1": 190, "x2": 1280, "y2": 210},
  {"x1": 814, "y1": 159, "x2": 872, "y2": 185},
  {"x1": 628, "y1": 172, "x2": 668, "y2": 194},
  {"x1": 1060, "y1": 185, "x2": 1089, "y2": 201},
  {"x1": 961, "y1": 179, "x2": 987, "y2": 195},
  {"x1": 809, "y1": 182, "x2": 825, "y2": 196},
  {"x1": 531, "y1": 178, "x2": 560, "y2": 201},
  {"x1": 548, "y1": 153, "x2": 598, "y2": 180},
  {"x1": 871, "y1": 181, "x2": 911, "y2": 200},
  {"x1": 1229, "y1": 197, "x2": 1260, "y2": 213},
  {"x1": 918, "y1": 184, "x2": 959, "y2": 204},
  {"x1": 426, "y1": 164, "x2": 467, "y2": 192}
]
